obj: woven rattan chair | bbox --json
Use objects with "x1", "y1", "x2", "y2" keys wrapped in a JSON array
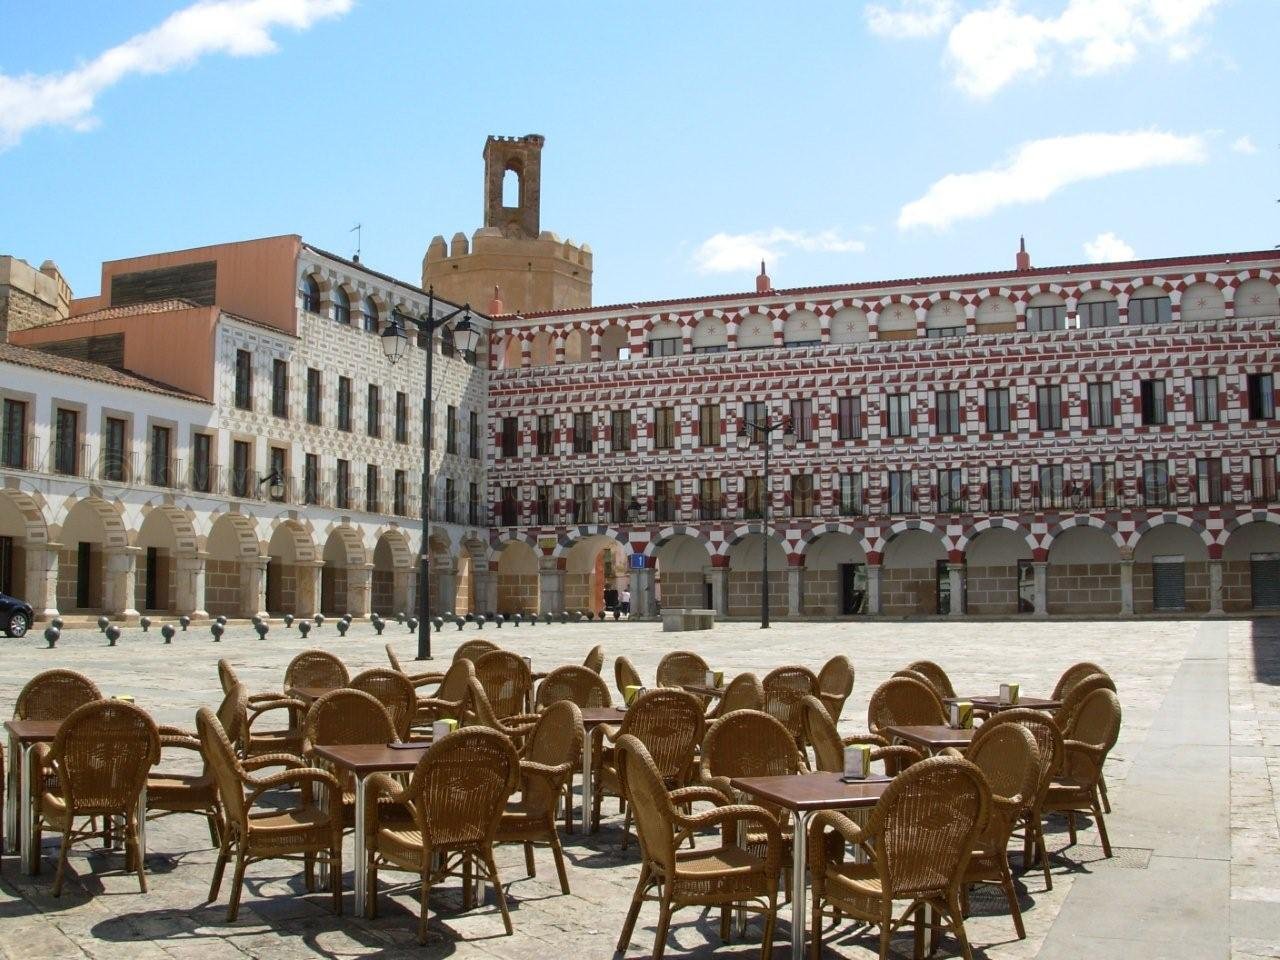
[
  {"x1": 237, "y1": 650, "x2": 349, "y2": 755},
  {"x1": 904, "y1": 660, "x2": 957, "y2": 699},
  {"x1": 15, "y1": 669, "x2": 103, "y2": 720},
  {"x1": 474, "y1": 650, "x2": 533, "y2": 721},
  {"x1": 708, "y1": 672, "x2": 765, "y2": 721},
  {"x1": 656, "y1": 650, "x2": 712, "y2": 689},
  {"x1": 582, "y1": 644, "x2": 605, "y2": 674},
  {"x1": 385, "y1": 643, "x2": 445, "y2": 690},
  {"x1": 365, "y1": 727, "x2": 521, "y2": 942},
  {"x1": 34, "y1": 699, "x2": 160, "y2": 896},
  {"x1": 495, "y1": 700, "x2": 584, "y2": 894},
  {"x1": 956, "y1": 722, "x2": 1040, "y2": 940},
  {"x1": 762, "y1": 665, "x2": 819, "y2": 754},
  {"x1": 216, "y1": 658, "x2": 282, "y2": 708},
  {"x1": 536, "y1": 665, "x2": 612, "y2": 709},
  {"x1": 351, "y1": 668, "x2": 417, "y2": 741},
  {"x1": 285, "y1": 649, "x2": 349, "y2": 691},
  {"x1": 414, "y1": 658, "x2": 475, "y2": 729},
  {"x1": 1044, "y1": 687, "x2": 1121, "y2": 861},
  {"x1": 977, "y1": 708, "x2": 1064, "y2": 890},
  {"x1": 867, "y1": 676, "x2": 947, "y2": 738},
  {"x1": 463, "y1": 678, "x2": 540, "y2": 744},
  {"x1": 1051, "y1": 661, "x2": 1109, "y2": 701},
  {"x1": 808, "y1": 756, "x2": 990, "y2": 960},
  {"x1": 594, "y1": 688, "x2": 705, "y2": 845},
  {"x1": 615, "y1": 655, "x2": 644, "y2": 700},
  {"x1": 198, "y1": 705, "x2": 343, "y2": 921},
  {"x1": 616, "y1": 733, "x2": 781, "y2": 960},
  {"x1": 800, "y1": 695, "x2": 921, "y2": 776},
  {"x1": 817, "y1": 656, "x2": 855, "y2": 721},
  {"x1": 1054, "y1": 672, "x2": 1117, "y2": 811},
  {"x1": 453, "y1": 638, "x2": 499, "y2": 664}
]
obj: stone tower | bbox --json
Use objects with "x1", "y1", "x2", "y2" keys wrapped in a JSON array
[
  {"x1": 0, "y1": 256, "x2": 70, "y2": 342},
  {"x1": 423, "y1": 134, "x2": 592, "y2": 315}
]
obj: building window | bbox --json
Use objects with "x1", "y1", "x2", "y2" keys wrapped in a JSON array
[
  {"x1": 573, "y1": 412, "x2": 593, "y2": 453},
  {"x1": 1088, "y1": 382, "x2": 1114, "y2": 428},
  {"x1": 886, "y1": 394, "x2": 912, "y2": 437},
  {"x1": 468, "y1": 410, "x2": 480, "y2": 459},
  {"x1": 231, "y1": 440, "x2": 251, "y2": 498},
  {"x1": 1026, "y1": 304, "x2": 1066, "y2": 332},
  {"x1": 1197, "y1": 458, "x2": 1223, "y2": 505},
  {"x1": 269, "y1": 447, "x2": 287, "y2": 502},
  {"x1": 649, "y1": 337, "x2": 681, "y2": 358},
  {"x1": 234, "y1": 350, "x2": 252, "y2": 411},
  {"x1": 1130, "y1": 295, "x2": 1172, "y2": 325},
  {"x1": 611, "y1": 482, "x2": 631, "y2": 523},
  {"x1": 445, "y1": 405, "x2": 457, "y2": 454},
  {"x1": 1, "y1": 399, "x2": 26, "y2": 469},
  {"x1": 573, "y1": 483, "x2": 590, "y2": 524},
  {"x1": 887, "y1": 470, "x2": 915, "y2": 514},
  {"x1": 988, "y1": 466, "x2": 1014, "y2": 511},
  {"x1": 536, "y1": 485, "x2": 552, "y2": 525},
  {"x1": 654, "y1": 407, "x2": 676, "y2": 449},
  {"x1": 469, "y1": 482, "x2": 480, "y2": 525},
  {"x1": 443, "y1": 477, "x2": 455, "y2": 522},
  {"x1": 837, "y1": 396, "x2": 861, "y2": 440},
  {"x1": 1192, "y1": 376, "x2": 1219, "y2": 423},
  {"x1": 926, "y1": 325, "x2": 963, "y2": 340},
  {"x1": 611, "y1": 410, "x2": 632, "y2": 452},
  {"x1": 304, "y1": 453, "x2": 319, "y2": 505},
  {"x1": 790, "y1": 399, "x2": 813, "y2": 442},
  {"x1": 271, "y1": 359, "x2": 288, "y2": 418},
  {"x1": 839, "y1": 473, "x2": 863, "y2": 516},
  {"x1": 935, "y1": 391, "x2": 961, "y2": 436},
  {"x1": 337, "y1": 377, "x2": 352, "y2": 431},
  {"x1": 937, "y1": 467, "x2": 963, "y2": 512},
  {"x1": 742, "y1": 401, "x2": 767, "y2": 444},
  {"x1": 654, "y1": 479, "x2": 676, "y2": 521},
  {"x1": 305, "y1": 369, "x2": 322, "y2": 425},
  {"x1": 150, "y1": 425, "x2": 171, "y2": 487},
  {"x1": 1140, "y1": 379, "x2": 1167, "y2": 426},
  {"x1": 365, "y1": 464, "x2": 379, "y2": 512},
  {"x1": 362, "y1": 297, "x2": 379, "y2": 333},
  {"x1": 332, "y1": 286, "x2": 350, "y2": 325},
  {"x1": 699, "y1": 404, "x2": 721, "y2": 446},
  {"x1": 1038, "y1": 464, "x2": 1065, "y2": 509},
  {"x1": 501, "y1": 416, "x2": 519, "y2": 458},
  {"x1": 1036, "y1": 385, "x2": 1062, "y2": 430},
  {"x1": 54, "y1": 408, "x2": 78, "y2": 476},
  {"x1": 336, "y1": 459, "x2": 350, "y2": 509},
  {"x1": 1090, "y1": 462, "x2": 1116, "y2": 507},
  {"x1": 394, "y1": 470, "x2": 407, "y2": 516},
  {"x1": 700, "y1": 477, "x2": 722, "y2": 520},
  {"x1": 744, "y1": 475, "x2": 765, "y2": 519},
  {"x1": 1143, "y1": 460, "x2": 1171, "y2": 506},
  {"x1": 1251, "y1": 455, "x2": 1278, "y2": 502},
  {"x1": 537, "y1": 415, "x2": 553, "y2": 455},
  {"x1": 985, "y1": 388, "x2": 1010, "y2": 433},
  {"x1": 192, "y1": 433, "x2": 212, "y2": 493},
  {"x1": 1247, "y1": 373, "x2": 1276, "y2": 420},
  {"x1": 790, "y1": 475, "x2": 813, "y2": 517},
  {"x1": 394, "y1": 392, "x2": 408, "y2": 444},
  {"x1": 501, "y1": 486, "x2": 519, "y2": 526},
  {"x1": 103, "y1": 416, "x2": 127, "y2": 482},
  {"x1": 1079, "y1": 299, "x2": 1118, "y2": 327},
  {"x1": 299, "y1": 274, "x2": 320, "y2": 313},
  {"x1": 366, "y1": 385, "x2": 381, "y2": 438}
]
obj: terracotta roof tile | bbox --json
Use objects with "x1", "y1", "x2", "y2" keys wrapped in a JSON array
[
  {"x1": 56, "y1": 298, "x2": 204, "y2": 326},
  {"x1": 0, "y1": 342, "x2": 208, "y2": 403}
]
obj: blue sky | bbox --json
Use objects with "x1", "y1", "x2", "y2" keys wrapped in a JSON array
[{"x1": 1, "y1": 0, "x2": 1276, "y2": 309}]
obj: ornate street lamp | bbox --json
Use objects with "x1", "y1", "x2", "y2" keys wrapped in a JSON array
[{"x1": 737, "y1": 416, "x2": 796, "y2": 628}]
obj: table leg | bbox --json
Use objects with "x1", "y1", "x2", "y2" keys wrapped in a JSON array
[
  {"x1": 354, "y1": 774, "x2": 369, "y2": 916},
  {"x1": 580, "y1": 730, "x2": 593, "y2": 835},
  {"x1": 4, "y1": 729, "x2": 18, "y2": 853},
  {"x1": 21, "y1": 743, "x2": 36, "y2": 875},
  {"x1": 136, "y1": 786, "x2": 147, "y2": 871},
  {"x1": 789, "y1": 809, "x2": 811, "y2": 960}
]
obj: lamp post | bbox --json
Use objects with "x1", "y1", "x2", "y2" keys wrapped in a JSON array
[
  {"x1": 737, "y1": 416, "x2": 796, "y2": 628},
  {"x1": 381, "y1": 289, "x2": 480, "y2": 659}
]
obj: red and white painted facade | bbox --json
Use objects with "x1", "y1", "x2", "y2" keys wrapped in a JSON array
[{"x1": 480, "y1": 248, "x2": 1280, "y2": 619}]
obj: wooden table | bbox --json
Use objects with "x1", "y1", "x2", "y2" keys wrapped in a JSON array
[
  {"x1": 945, "y1": 694, "x2": 1062, "y2": 713},
  {"x1": 681, "y1": 684, "x2": 725, "y2": 700},
  {"x1": 579, "y1": 706, "x2": 625, "y2": 834},
  {"x1": 730, "y1": 772, "x2": 893, "y2": 960},
  {"x1": 310, "y1": 741, "x2": 433, "y2": 915},
  {"x1": 882, "y1": 724, "x2": 975, "y2": 754}
]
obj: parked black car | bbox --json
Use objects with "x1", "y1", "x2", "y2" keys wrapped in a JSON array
[{"x1": 0, "y1": 592, "x2": 33, "y2": 638}]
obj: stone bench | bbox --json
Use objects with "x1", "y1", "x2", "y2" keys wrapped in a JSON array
[{"x1": 661, "y1": 608, "x2": 716, "y2": 632}]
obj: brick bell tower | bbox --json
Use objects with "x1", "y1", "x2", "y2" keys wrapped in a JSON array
[{"x1": 423, "y1": 134, "x2": 592, "y2": 315}]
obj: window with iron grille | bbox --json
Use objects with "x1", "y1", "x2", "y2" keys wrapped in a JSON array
[
  {"x1": 365, "y1": 464, "x2": 379, "y2": 512},
  {"x1": 985, "y1": 388, "x2": 1010, "y2": 433},
  {"x1": 790, "y1": 399, "x2": 813, "y2": 441},
  {"x1": 1197, "y1": 458, "x2": 1223, "y2": 505},
  {"x1": 366, "y1": 385, "x2": 381, "y2": 438},
  {"x1": 1251, "y1": 455, "x2": 1278, "y2": 502},
  {"x1": 537, "y1": 414, "x2": 554, "y2": 455},
  {"x1": 306, "y1": 369, "x2": 322, "y2": 426},
  {"x1": 304, "y1": 454, "x2": 319, "y2": 505},
  {"x1": 654, "y1": 407, "x2": 676, "y2": 449},
  {"x1": 573, "y1": 412, "x2": 593, "y2": 453},
  {"x1": 335, "y1": 459, "x2": 350, "y2": 510},
  {"x1": 54, "y1": 408, "x2": 78, "y2": 476},
  {"x1": 937, "y1": 467, "x2": 963, "y2": 512},
  {"x1": 612, "y1": 482, "x2": 631, "y2": 523},
  {"x1": 269, "y1": 447, "x2": 287, "y2": 502},
  {"x1": 887, "y1": 470, "x2": 915, "y2": 514},
  {"x1": 2, "y1": 399, "x2": 26, "y2": 469},
  {"x1": 395, "y1": 392, "x2": 408, "y2": 444},
  {"x1": 1090, "y1": 462, "x2": 1116, "y2": 507},
  {"x1": 150, "y1": 425, "x2": 171, "y2": 487},
  {"x1": 1247, "y1": 373, "x2": 1276, "y2": 420},
  {"x1": 699, "y1": 404, "x2": 721, "y2": 445},
  {"x1": 700, "y1": 477, "x2": 722, "y2": 520},
  {"x1": 611, "y1": 410, "x2": 632, "y2": 452},
  {"x1": 1141, "y1": 379, "x2": 1167, "y2": 425},
  {"x1": 536, "y1": 485, "x2": 552, "y2": 525},
  {"x1": 573, "y1": 483, "x2": 591, "y2": 523},
  {"x1": 742, "y1": 401, "x2": 767, "y2": 444},
  {"x1": 103, "y1": 416, "x2": 126, "y2": 482},
  {"x1": 886, "y1": 394, "x2": 912, "y2": 437},
  {"x1": 1038, "y1": 464, "x2": 1065, "y2": 508},
  {"x1": 1088, "y1": 382, "x2": 1114, "y2": 427},
  {"x1": 837, "y1": 396, "x2": 861, "y2": 440},
  {"x1": 1036, "y1": 385, "x2": 1062, "y2": 430},
  {"x1": 234, "y1": 350, "x2": 252, "y2": 411},
  {"x1": 790, "y1": 474, "x2": 813, "y2": 517},
  {"x1": 935, "y1": 391, "x2": 961, "y2": 436},
  {"x1": 654, "y1": 479, "x2": 676, "y2": 522},
  {"x1": 1192, "y1": 376, "x2": 1219, "y2": 423},
  {"x1": 501, "y1": 486, "x2": 519, "y2": 526},
  {"x1": 231, "y1": 441, "x2": 251, "y2": 498},
  {"x1": 337, "y1": 377, "x2": 352, "y2": 431},
  {"x1": 271, "y1": 359, "x2": 288, "y2": 418},
  {"x1": 839, "y1": 473, "x2": 863, "y2": 515},
  {"x1": 501, "y1": 416, "x2": 519, "y2": 457},
  {"x1": 744, "y1": 475, "x2": 765, "y2": 519},
  {"x1": 1143, "y1": 460, "x2": 1171, "y2": 506},
  {"x1": 988, "y1": 466, "x2": 1014, "y2": 511},
  {"x1": 445, "y1": 405, "x2": 458, "y2": 454}
]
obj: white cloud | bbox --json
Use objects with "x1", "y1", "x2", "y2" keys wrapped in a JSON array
[
  {"x1": 0, "y1": 0, "x2": 352, "y2": 150},
  {"x1": 1083, "y1": 232, "x2": 1136, "y2": 263},
  {"x1": 898, "y1": 129, "x2": 1207, "y2": 231},
  {"x1": 1231, "y1": 135, "x2": 1258, "y2": 155},
  {"x1": 693, "y1": 229, "x2": 866, "y2": 274},
  {"x1": 865, "y1": 0, "x2": 957, "y2": 38}
]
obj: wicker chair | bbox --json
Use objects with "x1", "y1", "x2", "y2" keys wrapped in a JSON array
[
  {"x1": 956, "y1": 722, "x2": 1040, "y2": 940},
  {"x1": 1054, "y1": 672, "x2": 1117, "y2": 811},
  {"x1": 495, "y1": 700, "x2": 584, "y2": 894},
  {"x1": 463, "y1": 678, "x2": 540, "y2": 744},
  {"x1": 1044, "y1": 687, "x2": 1121, "y2": 861},
  {"x1": 808, "y1": 756, "x2": 991, "y2": 960},
  {"x1": 1051, "y1": 661, "x2": 1109, "y2": 701},
  {"x1": 867, "y1": 676, "x2": 947, "y2": 738},
  {"x1": 351, "y1": 668, "x2": 417, "y2": 741},
  {"x1": 800, "y1": 695, "x2": 921, "y2": 776},
  {"x1": 34, "y1": 699, "x2": 160, "y2": 896},
  {"x1": 365, "y1": 727, "x2": 521, "y2": 943},
  {"x1": 453, "y1": 638, "x2": 499, "y2": 664},
  {"x1": 238, "y1": 650, "x2": 349, "y2": 754},
  {"x1": 535, "y1": 665, "x2": 612, "y2": 709},
  {"x1": 816, "y1": 656, "x2": 855, "y2": 721},
  {"x1": 904, "y1": 660, "x2": 957, "y2": 699},
  {"x1": 216, "y1": 658, "x2": 282, "y2": 708},
  {"x1": 615, "y1": 655, "x2": 644, "y2": 700},
  {"x1": 303, "y1": 689, "x2": 404, "y2": 835},
  {"x1": 15, "y1": 669, "x2": 102, "y2": 720},
  {"x1": 285, "y1": 649, "x2": 349, "y2": 691},
  {"x1": 656, "y1": 650, "x2": 711, "y2": 689},
  {"x1": 708, "y1": 672, "x2": 765, "y2": 721},
  {"x1": 762, "y1": 665, "x2": 819, "y2": 754},
  {"x1": 616, "y1": 733, "x2": 781, "y2": 960},
  {"x1": 594, "y1": 688, "x2": 705, "y2": 844},
  {"x1": 474, "y1": 650, "x2": 534, "y2": 721},
  {"x1": 582, "y1": 644, "x2": 605, "y2": 674},
  {"x1": 198, "y1": 706, "x2": 343, "y2": 921},
  {"x1": 414, "y1": 658, "x2": 475, "y2": 729},
  {"x1": 385, "y1": 643, "x2": 445, "y2": 690}
]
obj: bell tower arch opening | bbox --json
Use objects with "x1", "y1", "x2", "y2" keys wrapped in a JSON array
[{"x1": 484, "y1": 134, "x2": 543, "y2": 240}]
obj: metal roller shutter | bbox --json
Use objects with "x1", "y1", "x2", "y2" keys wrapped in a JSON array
[
  {"x1": 1251, "y1": 554, "x2": 1280, "y2": 609},
  {"x1": 1152, "y1": 556, "x2": 1186, "y2": 611}
]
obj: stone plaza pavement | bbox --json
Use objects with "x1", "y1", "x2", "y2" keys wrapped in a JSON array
[{"x1": 0, "y1": 616, "x2": 1276, "y2": 959}]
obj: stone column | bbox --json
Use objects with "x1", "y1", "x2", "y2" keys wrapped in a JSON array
[
  {"x1": 104, "y1": 546, "x2": 141, "y2": 621},
  {"x1": 787, "y1": 564, "x2": 804, "y2": 617},
  {"x1": 392, "y1": 567, "x2": 416, "y2": 619},
  {"x1": 242, "y1": 557, "x2": 270, "y2": 620},
  {"x1": 1208, "y1": 558, "x2": 1224, "y2": 614},
  {"x1": 707, "y1": 562, "x2": 729, "y2": 616},
  {"x1": 1032, "y1": 561, "x2": 1049, "y2": 616},
  {"x1": 175, "y1": 552, "x2": 209, "y2": 619},
  {"x1": 295, "y1": 560, "x2": 323, "y2": 619},
  {"x1": 1119, "y1": 559, "x2": 1135, "y2": 616},
  {"x1": 948, "y1": 563, "x2": 966, "y2": 616},
  {"x1": 630, "y1": 564, "x2": 655, "y2": 618},
  {"x1": 347, "y1": 563, "x2": 374, "y2": 619},
  {"x1": 539, "y1": 558, "x2": 565, "y2": 614},
  {"x1": 866, "y1": 563, "x2": 883, "y2": 615},
  {"x1": 436, "y1": 559, "x2": 459, "y2": 616},
  {"x1": 25, "y1": 542, "x2": 60, "y2": 619}
]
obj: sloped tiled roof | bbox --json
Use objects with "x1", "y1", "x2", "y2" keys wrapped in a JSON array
[
  {"x1": 49, "y1": 298, "x2": 204, "y2": 327},
  {"x1": 0, "y1": 342, "x2": 207, "y2": 402}
]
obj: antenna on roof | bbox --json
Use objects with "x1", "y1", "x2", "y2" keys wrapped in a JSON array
[{"x1": 350, "y1": 223, "x2": 362, "y2": 262}]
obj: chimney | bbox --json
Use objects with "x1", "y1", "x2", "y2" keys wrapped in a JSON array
[
  {"x1": 488, "y1": 284, "x2": 505, "y2": 315},
  {"x1": 756, "y1": 260, "x2": 772, "y2": 294},
  {"x1": 1015, "y1": 236, "x2": 1032, "y2": 272}
]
